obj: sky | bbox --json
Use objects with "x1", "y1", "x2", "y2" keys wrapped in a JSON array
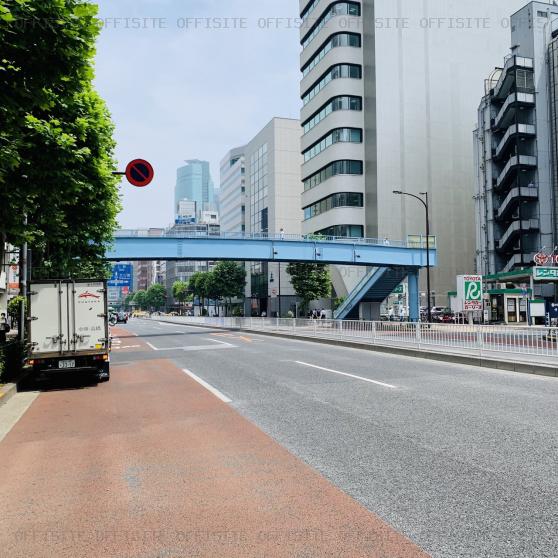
[{"x1": 94, "y1": 0, "x2": 301, "y2": 229}]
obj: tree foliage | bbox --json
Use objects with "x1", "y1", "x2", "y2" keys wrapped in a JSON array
[
  {"x1": 286, "y1": 263, "x2": 331, "y2": 312},
  {"x1": 146, "y1": 284, "x2": 166, "y2": 310},
  {"x1": 212, "y1": 261, "x2": 246, "y2": 301},
  {"x1": 187, "y1": 264, "x2": 246, "y2": 316},
  {"x1": 133, "y1": 290, "x2": 147, "y2": 310},
  {"x1": 7, "y1": 295, "x2": 24, "y2": 325},
  {"x1": 123, "y1": 292, "x2": 135, "y2": 309},
  {"x1": 189, "y1": 272, "x2": 208, "y2": 307},
  {"x1": 172, "y1": 280, "x2": 190, "y2": 305},
  {"x1": 0, "y1": 0, "x2": 121, "y2": 278}
]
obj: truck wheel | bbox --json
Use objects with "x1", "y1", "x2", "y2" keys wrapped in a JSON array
[{"x1": 97, "y1": 363, "x2": 110, "y2": 383}]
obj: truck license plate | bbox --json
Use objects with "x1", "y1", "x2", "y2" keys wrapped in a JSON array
[{"x1": 59, "y1": 360, "x2": 76, "y2": 369}]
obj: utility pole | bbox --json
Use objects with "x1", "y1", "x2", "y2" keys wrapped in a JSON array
[
  {"x1": 19, "y1": 214, "x2": 27, "y2": 342},
  {"x1": 278, "y1": 262, "x2": 282, "y2": 318}
]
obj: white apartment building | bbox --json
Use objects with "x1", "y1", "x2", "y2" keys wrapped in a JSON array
[
  {"x1": 243, "y1": 118, "x2": 304, "y2": 316},
  {"x1": 219, "y1": 147, "x2": 247, "y2": 233},
  {"x1": 299, "y1": 0, "x2": 528, "y2": 299}
]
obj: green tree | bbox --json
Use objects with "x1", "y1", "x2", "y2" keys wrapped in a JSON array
[
  {"x1": 124, "y1": 292, "x2": 135, "y2": 310},
  {"x1": 146, "y1": 284, "x2": 167, "y2": 311},
  {"x1": 172, "y1": 280, "x2": 190, "y2": 310},
  {"x1": 204, "y1": 272, "x2": 222, "y2": 316},
  {"x1": 133, "y1": 290, "x2": 147, "y2": 311},
  {"x1": 189, "y1": 272, "x2": 208, "y2": 312},
  {"x1": 211, "y1": 261, "x2": 246, "y2": 316},
  {"x1": 7, "y1": 295, "x2": 24, "y2": 330},
  {"x1": 286, "y1": 263, "x2": 331, "y2": 314},
  {"x1": 0, "y1": 1, "x2": 120, "y2": 278}
]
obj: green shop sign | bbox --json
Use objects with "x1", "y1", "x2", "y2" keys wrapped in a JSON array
[{"x1": 533, "y1": 267, "x2": 558, "y2": 281}]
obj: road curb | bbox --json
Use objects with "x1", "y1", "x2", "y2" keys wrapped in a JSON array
[
  {"x1": 150, "y1": 319, "x2": 558, "y2": 378},
  {"x1": 0, "y1": 383, "x2": 18, "y2": 408}
]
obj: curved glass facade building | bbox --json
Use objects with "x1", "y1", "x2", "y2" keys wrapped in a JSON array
[{"x1": 299, "y1": 0, "x2": 528, "y2": 297}]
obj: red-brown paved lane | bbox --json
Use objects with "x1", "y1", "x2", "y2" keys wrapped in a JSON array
[
  {"x1": 0, "y1": 358, "x2": 429, "y2": 558},
  {"x1": 110, "y1": 326, "x2": 151, "y2": 353}
]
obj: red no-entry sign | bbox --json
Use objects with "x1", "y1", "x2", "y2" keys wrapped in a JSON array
[{"x1": 125, "y1": 159, "x2": 154, "y2": 187}]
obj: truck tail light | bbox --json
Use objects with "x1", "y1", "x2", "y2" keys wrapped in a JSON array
[
  {"x1": 28, "y1": 359, "x2": 44, "y2": 366},
  {"x1": 93, "y1": 354, "x2": 109, "y2": 361}
]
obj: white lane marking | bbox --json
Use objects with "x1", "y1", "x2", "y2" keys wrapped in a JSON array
[
  {"x1": 182, "y1": 369, "x2": 232, "y2": 403},
  {"x1": 207, "y1": 338, "x2": 235, "y2": 347},
  {"x1": 0, "y1": 392, "x2": 39, "y2": 444},
  {"x1": 145, "y1": 341, "x2": 234, "y2": 352},
  {"x1": 294, "y1": 361, "x2": 397, "y2": 389}
]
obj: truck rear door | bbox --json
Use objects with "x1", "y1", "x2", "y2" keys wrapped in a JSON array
[
  {"x1": 30, "y1": 282, "x2": 70, "y2": 355},
  {"x1": 70, "y1": 281, "x2": 108, "y2": 352}
]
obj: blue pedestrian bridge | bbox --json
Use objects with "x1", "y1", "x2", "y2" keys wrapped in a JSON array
[{"x1": 107, "y1": 231, "x2": 437, "y2": 321}]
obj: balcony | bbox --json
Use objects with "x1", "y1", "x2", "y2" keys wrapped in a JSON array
[
  {"x1": 497, "y1": 219, "x2": 539, "y2": 251},
  {"x1": 493, "y1": 92, "x2": 535, "y2": 130},
  {"x1": 493, "y1": 55, "x2": 534, "y2": 100},
  {"x1": 494, "y1": 124, "x2": 536, "y2": 160},
  {"x1": 496, "y1": 186, "x2": 538, "y2": 221},
  {"x1": 495, "y1": 155, "x2": 537, "y2": 190}
]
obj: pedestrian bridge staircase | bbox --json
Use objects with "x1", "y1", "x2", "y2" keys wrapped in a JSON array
[{"x1": 334, "y1": 267, "x2": 409, "y2": 320}]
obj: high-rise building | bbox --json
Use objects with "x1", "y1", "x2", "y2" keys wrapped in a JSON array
[
  {"x1": 243, "y1": 118, "x2": 304, "y2": 316},
  {"x1": 219, "y1": 147, "x2": 247, "y2": 233},
  {"x1": 475, "y1": 1, "x2": 558, "y2": 286},
  {"x1": 299, "y1": 0, "x2": 528, "y2": 298},
  {"x1": 174, "y1": 159, "x2": 215, "y2": 216}
]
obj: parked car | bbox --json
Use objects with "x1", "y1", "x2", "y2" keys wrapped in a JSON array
[{"x1": 116, "y1": 311, "x2": 128, "y2": 324}]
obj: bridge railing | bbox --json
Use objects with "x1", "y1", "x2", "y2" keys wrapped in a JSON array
[
  {"x1": 148, "y1": 315, "x2": 558, "y2": 364},
  {"x1": 114, "y1": 230, "x2": 436, "y2": 250}
]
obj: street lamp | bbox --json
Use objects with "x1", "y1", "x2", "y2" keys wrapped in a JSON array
[{"x1": 393, "y1": 190, "x2": 432, "y2": 323}]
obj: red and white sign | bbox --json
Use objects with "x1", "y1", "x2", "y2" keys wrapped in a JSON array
[
  {"x1": 125, "y1": 159, "x2": 154, "y2": 188},
  {"x1": 8, "y1": 264, "x2": 19, "y2": 292},
  {"x1": 534, "y1": 252, "x2": 558, "y2": 266}
]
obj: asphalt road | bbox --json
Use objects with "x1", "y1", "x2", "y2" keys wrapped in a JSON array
[
  {"x1": 124, "y1": 319, "x2": 558, "y2": 558},
  {"x1": 0, "y1": 318, "x2": 556, "y2": 557}
]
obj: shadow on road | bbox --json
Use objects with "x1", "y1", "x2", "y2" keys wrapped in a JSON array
[{"x1": 18, "y1": 372, "x2": 100, "y2": 393}]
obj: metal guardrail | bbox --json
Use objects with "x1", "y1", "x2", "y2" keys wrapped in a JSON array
[
  {"x1": 152, "y1": 316, "x2": 558, "y2": 364},
  {"x1": 115, "y1": 230, "x2": 436, "y2": 250}
]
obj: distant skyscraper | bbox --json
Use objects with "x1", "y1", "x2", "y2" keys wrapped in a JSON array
[{"x1": 174, "y1": 160, "x2": 215, "y2": 215}]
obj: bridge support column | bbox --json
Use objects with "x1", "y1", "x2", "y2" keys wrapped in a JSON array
[{"x1": 408, "y1": 270, "x2": 420, "y2": 322}]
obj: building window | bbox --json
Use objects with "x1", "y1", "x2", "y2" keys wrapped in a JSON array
[
  {"x1": 301, "y1": 2, "x2": 361, "y2": 49},
  {"x1": 302, "y1": 64, "x2": 362, "y2": 106},
  {"x1": 302, "y1": 33, "x2": 361, "y2": 77},
  {"x1": 303, "y1": 128, "x2": 362, "y2": 162},
  {"x1": 304, "y1": 192, "x2": 363, "y2": 220},
  {"x1": 249, "y1": 143, "x2": 268, "y2": 234},
  {"x1": 303, "y1": 160, "x2": 363, "y2": 191},
  {"x1": 315, "y1": 224, "x2": 364, "y2": 238},
  {"x1": 301, "y1": 0, "x2": 320, "y2": 21},
  {"x1": 261, "y1": 207, "x2": 268, "y2": 232},
  {"x1": 302, "y1": 96, "x2": 362, "y2": 134},
  {"x1": 516, "y1": 69, "x2": 535, "y2": 92}
]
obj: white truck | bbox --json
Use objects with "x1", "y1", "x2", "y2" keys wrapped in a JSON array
[{"x1": 27, "y1": 279, "x2": 111, "y2": 382}]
